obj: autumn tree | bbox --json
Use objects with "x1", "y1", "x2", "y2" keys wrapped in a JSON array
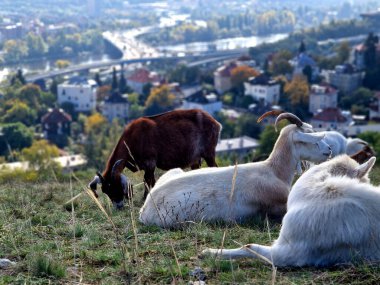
[
  {"x1": 22, "y1": 140, "x2": 60, "y2": 170},
  {"x1": 231, "y1": 65, "x2": 260, "y2": 89},
  {"x1": 55, "y1": 59, "x2": 71, "y2": 69},
  {"x1": 284, "y1": 75, "x2": 310, "y2": 118},
  {"x1": 145, "y1": 85, "x2": 176, "y2": 115},
  {"x1": 96, "y1": 85, "x2": 111, "y2": 102},
  {"x1": 85, "y1": 113, "x2": 108, "y2": 134}
]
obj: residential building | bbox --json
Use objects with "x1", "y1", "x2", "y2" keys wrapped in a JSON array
[
  {"x1": 127, "y1": 68, "x2": 159, "y2": 94},
  {"x1": 244, "y1": 74, "x2": 281, "y2": 105},
  {"x1": 0, "y1": 22, "x2": 24, "y2": 41},
  {"x1": 323, "y1": 64, "x2": 363, "y2": 94},
  {"x1": 311, "y1": 108, "x2": 351, "y2": 130},
  {"x1": 216, "y1": 136, "x2": 259, "y2": 157},
  {"x1": 41, "y1": 108, "x2": 72, "y2": 147},
  {"x1": 369, "y1": 92, "x2": 380, "y2": 120},
  {"x1": 309, "y1": 84, "x2": 338, "y2": 115},
  {"x1": 182, "y1": 89, "x2": 222, "y2": 116},
  {"x1": 57, "y1": 77, "x2": 97, "y2": 112},
  {"x1": 289, "y1": 52, "x2": 319, "y2": 80},
  {"x1": 214, "y1": 61, "x2": 238, "y2": 94},
  {"x1": 102, "y1": 91, "x2": 129, "y2": 122}
]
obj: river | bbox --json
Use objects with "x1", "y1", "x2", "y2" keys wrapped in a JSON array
[{"x1": 157, "y1": 33, "x2": 288, "y2": 54}]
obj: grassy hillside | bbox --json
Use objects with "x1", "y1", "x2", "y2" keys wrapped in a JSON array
[{"x1": 1, "y1": 166, "x2": 380, "y2": 284}]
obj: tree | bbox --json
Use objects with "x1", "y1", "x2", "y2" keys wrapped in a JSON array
[
  {"x1": 336, "y1": 41, "x2": 350, "y2": 63},
  {"x1": 111, "y1": 67, "x2": 118, "y2": 91},
  {"x1": 55, "y1": 59, "x2": 71, "y2": 69},
  {"x1": 299, "y1": 41, "x2": 306, "y2": 53},
  {"x1": 85, "y1": 113, "x2": 107, "y2": 134},
  {"x1": 340, "y1": 87, "x2": 374, "y2": 115},
  {"x1": 94, "y1": 73, "x2": 102, "y2": 86},
  {"x1": 231, "y1": 65, "x2": 260, "y2": 89},
  {"x1": 0, "y1": 122, "x2": 33, "y2": 156},
  {"x1": 3, "y1": 40, "x2": 28, "y2": 62},
  {"x1": 119, "y1": 70, "x2": 127, "y2": 93},
  {"x1": 145, "y1": 85, "x2": 176, "y2": 115},
  {"x1": 22, "y1": 140, "x2": 60, "y2": 170},
  {"x1": 234, "y1": 113, "x2": 261, "y2": 139},
  {"x1": 26, "y1": 32, "x2": 46, "y2": 58},
  {"x1": 285, "y1": 75, "x2": 309, "y2": 108},
  {"x1": 256, "y1": 125, "x2": 279, "y2": 156},
  {"x1": 10, "y1": 69, "x2": 26, "y2": 86},
  {"x1": 270, "y1": 50, "x2": 293, "y2": 76},
  {"x1": 2, "y1": 101, "x2": 37, "y2": 126},
  {"x1": 302, "y1": 65, "x2": 313, "y2": 83},
  {"x1": 17, "y1": 84, "x2": 43, "y2": 110}
]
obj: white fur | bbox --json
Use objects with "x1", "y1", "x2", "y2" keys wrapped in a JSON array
[
  {"x1": 202, "y1": 155, "x2": 379, "y2": 267},
  {"x1": 139, "y1": 124, "x2": 331, "y2": 228},
  {"x1": 317, "y1": 131, "x2": 370, "y2": 157}
]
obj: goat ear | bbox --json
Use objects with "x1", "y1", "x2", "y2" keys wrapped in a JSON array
[
  {"x1": 293, "y1": 131, "x2": 324, "y2": 144},
  {"x1": 355, "y1": 157, "x2": 376, "y2": 178}
]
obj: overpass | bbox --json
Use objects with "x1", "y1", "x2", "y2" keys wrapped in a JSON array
[{"x1": 25, "y1": 49, "x2": 247, "y2": 83}]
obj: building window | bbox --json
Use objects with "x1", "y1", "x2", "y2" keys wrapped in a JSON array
[{"x1": 62, "y1": 89, "x2": 66, "y2": 96}]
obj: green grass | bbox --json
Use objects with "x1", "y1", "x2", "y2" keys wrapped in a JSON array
[{"x1": 1, "y1": 166, "x2": 380, "y2": 284}]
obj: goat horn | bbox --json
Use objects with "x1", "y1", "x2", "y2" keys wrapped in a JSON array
[
  {"x1": 111, "y1": 159, "x2": 124, "y2": 181},
  {"x1": 257, "y1": 110, "x2": 283, "y2": 123},
  {"x1": 275, "y1": 112, "x2": 303, "y2": 132}
]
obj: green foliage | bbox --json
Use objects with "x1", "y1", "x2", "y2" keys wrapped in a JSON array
[
  {"x1": 2, "y1": 100, "x2": 37, "y2": 126},
  {"x1": 340, "y1": 87, "x2": 374, "y2": 115},
  {"x1": 256, "y1": 125, "x2": 279, "y2": 156},
  {"x1": 0, "y1": 122, "x2": 33, "y2": 156},
  {"x1": 234, "y1": 113, "x2": 261, "y2": 139},
  {"x1": 30, "y1": 255, "x2": 65, "y2": 278},
  {"x1": 168, "y1": 64, "x2": 200, "y2": 85}
]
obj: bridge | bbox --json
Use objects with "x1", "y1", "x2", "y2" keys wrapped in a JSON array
[{"x1": 25, "y1": 49, "x2": 247, "y2": 83}]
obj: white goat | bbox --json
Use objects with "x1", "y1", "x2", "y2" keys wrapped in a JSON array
[
  {"x1": 139, "y1": 113, "x2": 332, "y2": 228},
  {"x1": 315, "y1": 131, "x2": 373, "y2": 158},
  {"x1": 202, "y1": 155, "x2": 378, "y2": 267}
]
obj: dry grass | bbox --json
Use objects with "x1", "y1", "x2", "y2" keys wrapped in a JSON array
[{"x1": 1, "y1": 166, "x2": 380, "y2": 284}]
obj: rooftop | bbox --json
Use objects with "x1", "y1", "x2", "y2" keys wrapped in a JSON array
[
  {"x1": 127, "y1": 68, "x2": 158, "y2": 83},
  {"x1": 64, "y1": 76, "x2": 97, "y2": 86},
  {"x1": 105, "y1": 91, "x2": 128, "y2": 104},
  {"x1": 312, "y1": 108, "x2": 347, "y2": 123},
  {"x1": 215, "y1": 61, "x2": 238, "y2": 77},
  {"x1": 216, "y1": 136, "x2": 259, "y2": 153},
  {"x1": 311, "y1": 84, "x2": 337, "y2": 95},
  {"x1": 41, "y1": 108, "x2": 72, "y2": 124},
  {"x1": 185, "y1": 89, "x2": 219, "y2": 104}
]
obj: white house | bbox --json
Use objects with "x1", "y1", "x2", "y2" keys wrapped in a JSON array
[
  {"x1": 323, "y1": 64, "x2": 363, "y2": 94},
  {"x1": 182, "y1": 89, "x2": 222, "y2": 116},
  {"x1": 102, "y1": 91, "x2": 129, "y2": 122},
  {"x1": 57, "y1": 77, "x2": 97, "y2": 112},
  {"x1": 309, "y1": 84, "x2": 338, "y2": 115},
  {"x1": 244, "y1": 74, "x2": 280, "y2": 105}
]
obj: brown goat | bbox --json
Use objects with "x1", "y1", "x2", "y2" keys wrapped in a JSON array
[
  {"x1": 350, "y1": 144, "x2": 376, "y2": 164},
  {"x1": 88, "y1": 109, "x2": 222, "y2": 208}
]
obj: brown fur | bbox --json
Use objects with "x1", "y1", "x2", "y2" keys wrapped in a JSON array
[
  {"x1": 100, "y1": 109, "x2": 221, "y2": 202},
  {"x1": 350, "y1": 145, "x2": 375, "y2": 164}
]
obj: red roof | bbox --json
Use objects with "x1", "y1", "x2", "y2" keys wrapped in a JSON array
[
  {"x1": 127, "y1": 68, "x2": 157, "y2": 83},
  {"x1": 41, "y1": 108, "x2": 72, "y2": 124},
  {"x1": 312, "y1": 108, "x2": 347, "y2": 123},
  {"x1": 216, "y1": 62, "x2": 238, "y2": 77}
]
